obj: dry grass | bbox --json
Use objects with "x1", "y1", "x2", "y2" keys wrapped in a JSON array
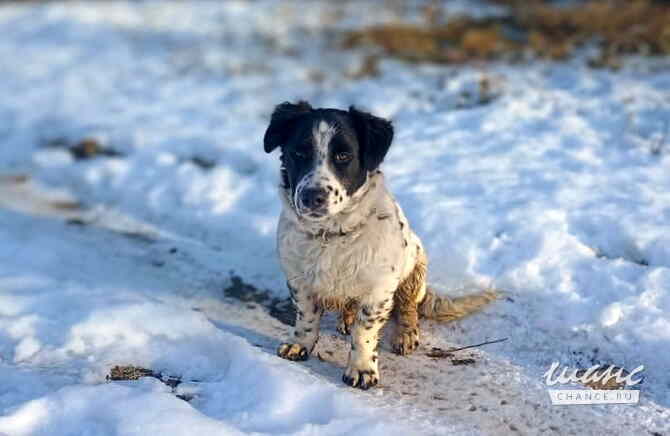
[
  {"x1": 521, "y1": 1, "x2": 670, "y2": 58},
  {"x1": 343, "y1": 19, "x2": 517, "y2": 64},
  {"x1": 343, "y1": 0, "x2": 670, "y2": 67}
]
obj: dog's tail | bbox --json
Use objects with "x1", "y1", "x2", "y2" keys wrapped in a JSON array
[{"x1": 418, "y1": 287, "x2": 498, "y2": 322}]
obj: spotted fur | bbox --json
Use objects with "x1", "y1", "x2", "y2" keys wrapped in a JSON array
[
  {"x1": 265, "y1": 102, "x2": 497, "y2": 390},
  {"x1": 391, "y1": 252, "x2": 427, "y2": 355}
]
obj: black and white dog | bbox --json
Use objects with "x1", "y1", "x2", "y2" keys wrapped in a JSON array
[{"x1": 264, "y1": 101, "x2": 495, "y2": 389}]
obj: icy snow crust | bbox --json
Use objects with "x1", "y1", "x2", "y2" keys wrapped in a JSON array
[{"x1": 1, "y1": 1, "x2": 669, "y2": 435}]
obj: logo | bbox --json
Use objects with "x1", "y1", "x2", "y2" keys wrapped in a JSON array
[{"x1": 543, "y1": 361, "x2": 644, "y2": 405}]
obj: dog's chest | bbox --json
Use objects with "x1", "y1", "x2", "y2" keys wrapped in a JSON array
[{"x1": 277, "y1": 212, "x2": 409, "y2": 299}]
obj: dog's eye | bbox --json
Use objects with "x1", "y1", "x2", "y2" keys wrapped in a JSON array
[{"x1": 334, "y1": 152, "x2": 352, "y2": 163}]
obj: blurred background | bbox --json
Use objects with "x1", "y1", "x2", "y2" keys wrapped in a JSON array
[{"x1": 3, "y1": 0, "x2": 669, "y2": 168}]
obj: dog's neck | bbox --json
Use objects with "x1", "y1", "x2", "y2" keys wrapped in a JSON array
[{"x1": 280, "y1": 171, "x2": 385, "y2": 240}]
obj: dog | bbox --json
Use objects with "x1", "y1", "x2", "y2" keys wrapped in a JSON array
[{"x1": 264, "y1": 101, "x2": 496, "y2": 389}]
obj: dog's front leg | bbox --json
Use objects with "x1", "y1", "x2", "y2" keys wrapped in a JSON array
[
  {"x1": 277, "y1": 283, "x2": 323, "y2": 361},
  {"x1": 342, "y1": 296, "x2": 394, "y2": 390}
]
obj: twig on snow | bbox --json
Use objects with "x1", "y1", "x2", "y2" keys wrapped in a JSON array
[{"x1": 427, "y1": 337, "x2": 508, "y2": 358}]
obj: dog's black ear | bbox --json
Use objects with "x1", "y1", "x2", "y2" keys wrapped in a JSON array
[
  {"x1": 264, "y1": 101, "x2": 313, "y2": 153},
  {"x1": 349, "y1": 106, "x2": 394, "y2": 171}
]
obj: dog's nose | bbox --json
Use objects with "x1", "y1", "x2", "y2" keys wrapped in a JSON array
[{"x1": 301, "y1": 188, "x2": 328, "y2": 210}]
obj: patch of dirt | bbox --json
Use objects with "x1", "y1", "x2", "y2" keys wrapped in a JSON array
[
  {"x1": 66, "y1": 218, "x2": 87, "y2": 226},
  {"x1": 44, "y1": 137, "x2": 123, "y2": 160},
  {"x1": 0, "y1": 174, "x2": 30, "y2": 184},
  {"x1": 427, "y1": 348, "x2": 477, "y2": 365},
  {"x1": 427, "y1": 347, "x2": 455, "y2": 359},
  {"x1": 223, "y1": 274, "x2": 296, "y2": 326},
  {"x1": 451, "y1": 358, "x2": 476, "y2": 366},
  {"x1": 268, "y1": 297, "x2": 296, "y2": 326},
  {"x1": 454, "y1": 75, "x2": 503, "y2": 109},
  {"x1": 188, "y1": 156, "x2": 217, "y2": 170},
  {"x1": 106, "y1": 365, "x2": 190, "y2": 400},
  {"x1": 348, "y1": 54, "x2": 381, "y2": 79},
  {"x1": 117, "y1": 230, "x2": 158, "y2": 244},
  {"x1": 224, "y1": 274, "x2": 272, "y2": 303},
  {"x1": 107, "y1": 365, "x2": 154, "y2": 381},
  {"x1": 70, "y1": 138, "x2": 122, "y2": 160},
  {"x1": 48, "y1": 200, "x2": 82, "y2": 210},
  {"x1": 426, "y1": 337, "x2": 508, "y2": 359}
]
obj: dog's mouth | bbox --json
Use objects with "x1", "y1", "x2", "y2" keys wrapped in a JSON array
[{"x1": 295, "y1": 205, "x2": 329, "y2": 221}]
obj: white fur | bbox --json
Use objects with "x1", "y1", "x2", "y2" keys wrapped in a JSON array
[
  {"x1": 278, "y1": 172, "x2": 423, "y2": 302},
  {"x1": 294, "y1": 120, "x2": 350, "y2": 218}
]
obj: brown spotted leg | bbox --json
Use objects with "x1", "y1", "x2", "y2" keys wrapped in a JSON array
[
  {"x1": 277, "y1": 283, "x2": 323, "y2": 361},
  {"x1": 391, "y1": 297, "x2": 420, "y2": 355},
  {"x1": 342, "y1": 297, "x2": 394, "y2": 390},
  {"x1": 391, "y1": 259, "x2": 426, "y2": 355},
  {"x1": 336, "y1": 299, "x2": 358, "y2": 335}
]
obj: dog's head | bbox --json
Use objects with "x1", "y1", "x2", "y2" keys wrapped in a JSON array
[{"x1": 264, "y1": 101, "x2": 393, "y2": 220}]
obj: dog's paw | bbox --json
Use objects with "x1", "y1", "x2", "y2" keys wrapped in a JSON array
[
  {"x1": 336, "y1": 318, "x2": 351, "y2": 336},
  {"x1": 277, "y1": 343, "x2": 309, "y2": 361},
  {"x1": 391, "y1": 327, "x2": 420, "y2": 356},
  {"x1": 342, "y1": 364, "x2": 379, "y2": 390}
]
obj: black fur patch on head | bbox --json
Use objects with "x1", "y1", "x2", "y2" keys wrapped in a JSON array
[
  {"x1": 264, "y1": 101, "x2": 313, "y2": 153},
  {"x1": 264, "y1": 101, "x2": 313, "y2": 190},
  {"x1": 348, "y1": 106, "x2": 394, "y2": 172}
]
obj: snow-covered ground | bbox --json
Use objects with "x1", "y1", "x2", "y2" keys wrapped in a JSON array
[{"x1": 1, "y1": 1, "x2": 669, "y2": 435}]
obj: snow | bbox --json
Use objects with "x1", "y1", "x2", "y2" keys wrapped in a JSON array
[
  {"x1": 0, "y1": 206, "x2": 412, "y2": 435},
  {"x1": 1, "y1": 1, "x2": 670, "y2": 435}
]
